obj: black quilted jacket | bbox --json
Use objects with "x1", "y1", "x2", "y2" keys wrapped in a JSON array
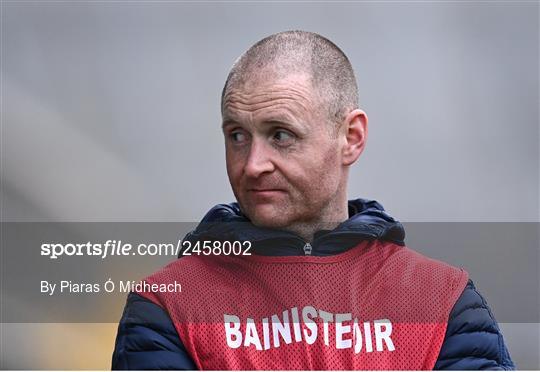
[{"x1": 112, "y1": 199, "x2": 515, "y2": 370}]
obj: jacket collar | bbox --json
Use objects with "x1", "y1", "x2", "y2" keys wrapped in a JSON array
[{"x1": 182, "y1": 198, "x2": 405, "y2": 257}]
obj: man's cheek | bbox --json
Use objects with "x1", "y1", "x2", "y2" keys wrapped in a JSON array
[{"x1": 227, "y1": 167, "x2": 243, "y2": 189}]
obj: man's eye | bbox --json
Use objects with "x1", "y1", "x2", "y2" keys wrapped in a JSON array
[
  {"x1": 230, "y1": 131, "x2": 247, "y2": 143},
  {"x1": 273, "y1": 130, "x2": 295, "y2": 144}
]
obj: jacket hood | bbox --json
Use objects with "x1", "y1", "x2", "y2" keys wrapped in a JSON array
[{"x1": 182, "y1": 198, "x2": 405, "y2": 256}]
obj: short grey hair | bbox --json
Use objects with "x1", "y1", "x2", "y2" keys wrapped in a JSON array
[{"x1": 221, "y1": 30, "x2": 359, "y2": 125}]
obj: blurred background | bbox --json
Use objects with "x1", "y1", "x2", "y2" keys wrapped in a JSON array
[{"x1": 2, "y1": 1, "x2": 538, "y2": 369}]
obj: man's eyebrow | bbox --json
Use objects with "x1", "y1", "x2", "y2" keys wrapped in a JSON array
[
  {"x1": 221, "y1": 120, "x2": 240, "y2": 129},
  {"x1": 262, "y1": 114, "x2": 308, "y2": 132}
]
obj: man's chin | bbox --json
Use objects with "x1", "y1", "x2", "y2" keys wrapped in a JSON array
[{"x1": 243, "y1": 204, "x2": 290, "y2": 229}]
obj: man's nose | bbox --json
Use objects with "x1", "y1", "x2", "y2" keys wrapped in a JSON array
[{"x1": 244, "y1": 138, "x2": 275, "y2": 178}]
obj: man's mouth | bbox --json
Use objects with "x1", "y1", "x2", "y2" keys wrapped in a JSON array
[{"x1": 247, "y1": 188, "x2": 286, "y2": 197}]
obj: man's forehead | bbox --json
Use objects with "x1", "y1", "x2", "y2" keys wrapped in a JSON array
[
  {"x1": 222, "y1": 102, "x2": 304, "y2": 126},
  {"x1": 231, "y1": 69, "x2": 312, "y2": 92},
  {"x1": 223, "y1": 72, "x2": 319, "y2": 109},
  {"x1": 222, "y1": 88, "x2": 315, "y2": 125}
]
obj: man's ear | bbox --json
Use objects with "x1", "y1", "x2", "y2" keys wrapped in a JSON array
[{"x1": 342, "y1": 109, "x2": 368, "y2": 166}]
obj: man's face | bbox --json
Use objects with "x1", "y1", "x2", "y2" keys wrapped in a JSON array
[{"x1": 222, "y1": 72, "x2": 346, "y2": 230}]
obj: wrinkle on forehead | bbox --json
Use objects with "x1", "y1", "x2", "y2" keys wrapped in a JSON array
[
  {"x1": 222, "y1": 77, "x2": 320, "y2": 121},
  {"x1": 224, "y1": 94, "x2": 311, "y2": 116}
]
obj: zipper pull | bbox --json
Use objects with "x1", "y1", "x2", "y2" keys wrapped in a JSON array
[{"x1": 303, "y1": 242, "x2": 312, "y2": 255}]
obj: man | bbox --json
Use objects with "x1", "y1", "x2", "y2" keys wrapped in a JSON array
[{"x1": 112, "y1": 31, "x2": 515, "y2": 370}]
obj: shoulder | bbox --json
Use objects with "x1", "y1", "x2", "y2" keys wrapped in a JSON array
[
  {"x1": 391, "y1": 245, "x2": 466, "y2": 275},
  {"x1": 111, "y1": 292, "x2": 196, "y2": 370},
  {"x1": 435, "y1": 280, "x2": 515, "y2": 370},
  {"x1": 141, "y1": 255, "x2": 219, "y2": 286},
  {"x1": 384, "y1": 245, "x2": 469, "y2": 301}
]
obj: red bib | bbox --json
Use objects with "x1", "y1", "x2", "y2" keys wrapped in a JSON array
[{"x1": 137, "y1": 240, "x2": 468, "y2": 370}]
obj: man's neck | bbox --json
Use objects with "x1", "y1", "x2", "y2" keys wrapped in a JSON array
[{"x1": 284, "y1": 201, "x2": 349, "y2": 243}]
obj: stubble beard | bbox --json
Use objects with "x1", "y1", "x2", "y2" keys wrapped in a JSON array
[{"x1": 241, "y1": 189, "x2": 347, "y2": 242}]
